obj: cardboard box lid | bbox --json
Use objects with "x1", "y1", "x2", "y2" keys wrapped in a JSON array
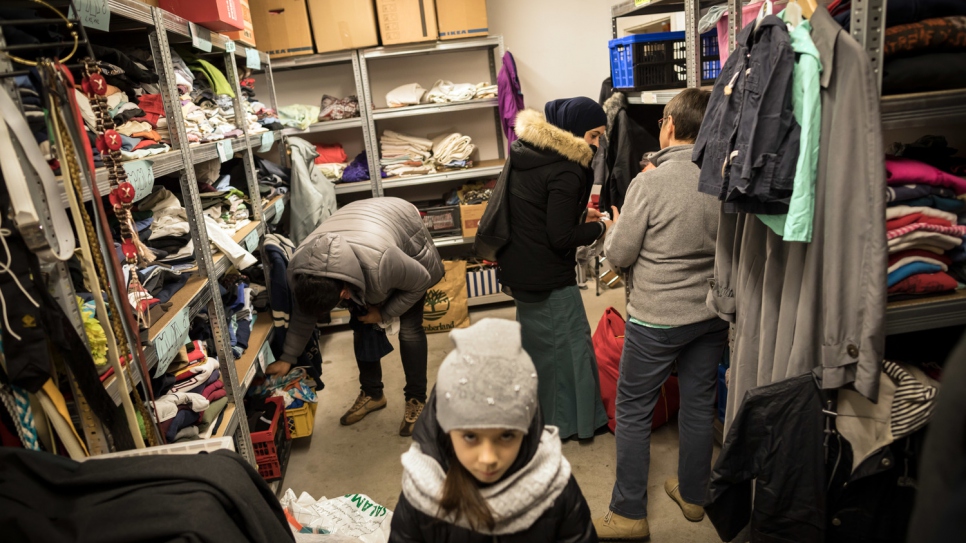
[
  {"x1": 436, "y1": 0, "x2": 488, "y2": 39},
  {"x1": 307, "y1": 0, "x2": 379, "y2": 53}
]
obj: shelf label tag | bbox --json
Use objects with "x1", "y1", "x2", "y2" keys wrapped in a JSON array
[
  {"x1": 634, "y1": 0, "x2": 651, "y2": 6},
  {"x1": 245, "y1": 47, "x2": 261, "y2": 70},
  {"x1": 640, "y1": 92, "x2": 658, "y2": 104},
  {"x1": 224, "y1": 40, "x2": 236, "y2": 54},
  {"x1": 123, "y1": 160, "x2": 155, "y2": 202},
  {"x1": 273, "y1": 198, "x2": 285, "y2": 224},
  {"x1": 258, "y1": 131, "x2": 275, "y2": 153},
  {"x1": 216, "y1": 139, "x2": 234, "y2": 162},
  {"x1": 153, "y1": 306, "x2": 191, "y2": 376},
  {"x1": 189, "y1": 22, "x2": 213, "y2": 52},
  {"x1": 69, "y1": 0, "x2": 110, "y2": 32},
  {"x1": 244, "y1": 229, "x2": 259, "y2": 252}
]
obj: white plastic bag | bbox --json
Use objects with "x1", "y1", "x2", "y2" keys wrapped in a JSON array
[{"x1": 281, "y1": 490, "x2": 392, "y2": 543}]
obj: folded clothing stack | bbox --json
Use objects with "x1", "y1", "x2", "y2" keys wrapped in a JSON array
[
  {"x1": 278, "y1": 104, "x2": 321, "y2": 131},
  {"x1": 314, "y1": 143, "x2": 348, "y2": 183},
  {"x1": 885, "y1": 137, "x2": 966, "y2": 298},
  {"x1": 152, "y1": 342, "x2": 230, "y2": 442},
  {"x1": 387, "y1": 80, "x2": 498, "y2": 107},
  {"x1": 829, "y1": 0, "x2": 966, "y2": 94},
  {"x1": 380, "y1": 130, "x2": 436, "y2": 177},
  {"x1": 342, "y1": 151, "x2": 374, "y2": 183},
  {"x1": 318, "y1": 95, "x2": 360, "y2": 121},
  {"x1": 432, "y1": 132, "x2": 475, "y2": 169},
  {"x1": 138, "y1": 188, "x2": 195, "y2": 266}
]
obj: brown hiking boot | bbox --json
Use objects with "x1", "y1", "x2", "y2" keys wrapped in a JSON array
[
  {"x1": 399, "y1": 398, "x2": 425, "y2": 437},
  {"x1": 340, "y1": 392, "x2": 386, "y2": 426},
  {"x1": 665, "y1": 478, "x2": 705, "y2": 522},
  {"x1": 593, "y1": 510, "x2": 649, "y2": 541}
]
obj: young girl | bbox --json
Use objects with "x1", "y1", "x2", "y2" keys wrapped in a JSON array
[{"x1": 390, "y1": 319, "x2": 598, "y2": 542}]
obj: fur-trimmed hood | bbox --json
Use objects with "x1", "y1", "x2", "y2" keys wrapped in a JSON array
[
  {"x1": 602, "y1": 92, "x2": 627, "y2": 139},
  {"x1": 513, "y1": 109, "x2": 595, "y2": 167}
]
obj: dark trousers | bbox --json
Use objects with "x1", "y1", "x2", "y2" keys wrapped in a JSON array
[
  {"x1": 356, "y1": 295, "x2": 428, "y2": 403},
  {"x1": 610, "y1": 317, "x2": 728, "y2": 519}
]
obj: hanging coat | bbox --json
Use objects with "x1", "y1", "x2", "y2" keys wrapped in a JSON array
[
  {"x1": 498, "y1": 51, "x2": 524, "y2": 149},
  {"x1": 707, "y1": 7, "x2": 886, "y2": 431},
  {"x1": 287, "y1": 136, "x2": 337, "y2": 246},
  {"x1": 597, "y1": 92, "x2": 659, "y2": 213}
]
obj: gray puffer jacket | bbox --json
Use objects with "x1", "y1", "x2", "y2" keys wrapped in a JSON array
[{"x1": 281, "y1": 197, "x2": 444, "y2": 364}]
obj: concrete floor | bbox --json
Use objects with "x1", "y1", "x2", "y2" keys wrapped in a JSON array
[{"x1": 284, "y1": 286, "x2": 723, "y2": 542}]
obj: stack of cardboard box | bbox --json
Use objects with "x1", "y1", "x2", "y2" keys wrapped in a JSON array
[{"x1": 248, "y1": 0, "x2": 489, "y2": 59}]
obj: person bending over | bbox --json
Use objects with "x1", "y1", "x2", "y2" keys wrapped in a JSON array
[
  {"x1": 266, "y1": 197, "x2": 443, "y2": 437},
  {"x1": 593, "y1": 88, "x2": 726, "y2": 541},
  {"x1": 390, "y1": 318, "x2": 597, "y2": 542}
]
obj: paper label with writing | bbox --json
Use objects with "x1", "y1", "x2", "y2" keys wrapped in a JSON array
[
  {"x1": 217, "y1": 139, "x2": 234, "y2": 162},
  {"x1": 273, "y1": 198, "x2": 285, "y2": 224},
  {"x1": 69, "y1": 0, "x2": 110, "y2": 32},
  {"x1": 153, "y1": 306, "x2": 191, "y2": 376},
  {"x1": 224, "y1": 40, "x2": 236, "y2": 53},
  {"x1": 634, "y1": 0, "x2": 651, "y2": 6},
  {"x1": 258, "y1": 131, "x2": 275, "y2": 153},
  {"x1": 123, "y1": 160, "x2": 155, "y2": 202},
  {"x1": 245, "y1": 47, "x2": 261, "y2": 70},
  {"x1": 189, "y1": 22, "x2": 213, "y2": 52},
  {"x1": 243, "y1": 229, "x2": 259, "y2": 253}
]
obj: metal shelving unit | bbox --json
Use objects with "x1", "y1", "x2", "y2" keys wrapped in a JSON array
[
  {"x1": 0, "y1": 0, "x2": 288, "y2": 461},
  {"x1": 372, "y1": 98, "x2": 499, "y2": 121},
  {"x1": 380, "y1": 159, "x2": 505, "y2": 190}
]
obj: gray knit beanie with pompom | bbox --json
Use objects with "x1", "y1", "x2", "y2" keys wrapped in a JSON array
[{"x1": 435, "y1": 318, "x2": 539, "y2": 435}]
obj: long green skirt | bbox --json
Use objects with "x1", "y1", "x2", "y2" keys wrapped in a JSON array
[{"x1": 515, "y1": 285, "x2": 609, "y2": 440}]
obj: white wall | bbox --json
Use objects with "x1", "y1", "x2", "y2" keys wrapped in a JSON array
[{"x1": 486, "y1": 0, "x2": 616, "y2": 111}]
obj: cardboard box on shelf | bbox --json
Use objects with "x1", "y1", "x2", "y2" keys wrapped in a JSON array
[
  {"x1": 459, "y1": 202, "x2": 487, "y2": 238},
  {"x1": 436, "y1": 0, "x2": 487, "y2": 41},
  {"x1": 375, "y1": 0, "x2": 438, "y2": 46},
  {"x1": 224, "y1": 0, "x2": 256, "y2": 46},
  {"x1": 250, "y1": 0, "x2": 314, "y2": 58},
  {"x1": 159, "y1": 0, "x2": 245, "y2": 32},
  {"x1": 306, "y1": 0, "x2": 379, "y2": 54}
]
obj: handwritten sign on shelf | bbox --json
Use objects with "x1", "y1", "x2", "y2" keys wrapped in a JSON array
[
  {"x1": 69, "y1": 0, "x2": 110, "y2": 32},
  {"x1": 245, "y1": 47, "x2": 261, "y2": 70},
  {"x1": 152, "y1": 305, "x2": 191, "y2": 377},
  {"x1": 273, "y1": 198, "x2": 285, "y2": 224},
  {"x1": 258, "y1": 131, "x2": 275, "y2": 153},
  {"x1": 122, "y1": 160, "x2": 155, "y2": 202},
  {"x1": 244, "y1": 229, "x2": 259, "y2": 253},
  {"x1": 224, "y1": 40, "x2": 236, "y2": 54},
  {"x1": 217, "y1": 139, "x2": 234, "y2": 162},
  {"x1": 189, "y1": 22, "x2": 213, "y2": 52}
]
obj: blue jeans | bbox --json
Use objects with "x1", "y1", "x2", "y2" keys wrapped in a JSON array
[{"x1": 610, "y1": 317, "x2": 728, "y2": 519}]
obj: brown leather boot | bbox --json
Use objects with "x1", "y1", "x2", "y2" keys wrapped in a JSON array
[
  {"x1": 339, "y1": 392, "x2": 387, "y2": 426},
  {"x1": 593, "y1": 510, "x2": 650, "y2": 541}
]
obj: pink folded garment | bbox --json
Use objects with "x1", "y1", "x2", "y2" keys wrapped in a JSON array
[
  {"x1": 886, "y1": 157, "x2": 966, "y2": 195},
  {"x1": 887, "y1": 222, "x2": 966, "y2": 240}
]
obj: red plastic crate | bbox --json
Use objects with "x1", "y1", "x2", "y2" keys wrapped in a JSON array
[
  {"x1": 258, "y1": 456, "x2": 282, "y2": 481},
  {"x1": 251, "y1": 396, "x2": 289, "y2": 463}
]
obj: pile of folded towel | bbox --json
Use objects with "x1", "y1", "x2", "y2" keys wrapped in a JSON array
[
  {"x1": 432, "y1": 133, "x2": 476, "y2": 169},
  {"x1": 386, "y1": 80, "x2": 497, "y2": 107},
  {"x1": 380, "y1": 130, "x2": 437, "y2": 177}
]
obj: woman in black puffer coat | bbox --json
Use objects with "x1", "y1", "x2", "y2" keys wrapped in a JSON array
[{"x1": 497, "y1": 98, "x2": 611, "y2": 441}]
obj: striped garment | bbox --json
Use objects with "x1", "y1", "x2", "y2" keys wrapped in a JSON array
[
  {"x1": 886, "y1": 221, "x2": 966, "y2": 240},
  {"x1": 883, "y1": 360, "x2": 938, "y2": 439}
]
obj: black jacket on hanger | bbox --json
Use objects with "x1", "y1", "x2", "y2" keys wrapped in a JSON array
[
  {"x1": 705, "y1": 374, "x2": 827, "y2": 543},
  {"x1": 597, "y1": 92, "x2": 658, "y2": 213}
]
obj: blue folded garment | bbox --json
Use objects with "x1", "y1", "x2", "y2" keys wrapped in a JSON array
[{"x1": 888, "y1": 261, "x2": 944, "y2": 287}]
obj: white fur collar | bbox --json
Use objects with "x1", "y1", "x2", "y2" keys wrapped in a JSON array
[{"x1": 514, "y1": 109, "x2": 595, "y2": 167}]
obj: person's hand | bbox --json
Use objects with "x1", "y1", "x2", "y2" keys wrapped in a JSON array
[
  {"x1": 601, "y1": 206, "x2": 620, "y2": 234},
  {"x1": 585, "y1": 208, "x2": 603, "y2": 223},
  {"x1": 266, "y1": 360, "x2": 292, "y2": 377},
  {"x1": 358, "y1": 306, "x2": 383, "y2": 325}
]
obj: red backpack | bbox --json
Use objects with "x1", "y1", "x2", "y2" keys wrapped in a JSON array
[{"x1": 593, "y1": 307, "x2": 679, "y2": 432}]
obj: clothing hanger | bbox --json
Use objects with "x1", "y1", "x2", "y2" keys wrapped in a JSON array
[
  {"x1": 791, "y1": 0, "x2": 817, "y2": 19},
  {"x1": 785, "y1": 1, "x2": 804, "y2": 28},
  {"x1": 755, "y1": 0, "x2": 775, "y2": 30}
]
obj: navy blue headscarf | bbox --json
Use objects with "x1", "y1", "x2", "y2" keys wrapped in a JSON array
[{"x1": 544, "y1": 97, "x2": 607, "y2": 139}]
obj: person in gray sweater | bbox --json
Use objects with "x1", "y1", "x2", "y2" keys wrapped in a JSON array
[
  {"x1": 593, "y1": 89, "x2": 727, "y2": 541},
  {"x1": 265, "y1": 197, "x2": 444, "y2": 437}
]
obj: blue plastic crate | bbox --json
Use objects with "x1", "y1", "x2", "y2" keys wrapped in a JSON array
[{"x1": 609, "y1": 29, "x2": 721, "y2": 91}]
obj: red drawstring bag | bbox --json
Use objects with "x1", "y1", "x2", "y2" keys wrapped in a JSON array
[{"x1": 593, "y1": 307, "x2": 680, "y2": 432}]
